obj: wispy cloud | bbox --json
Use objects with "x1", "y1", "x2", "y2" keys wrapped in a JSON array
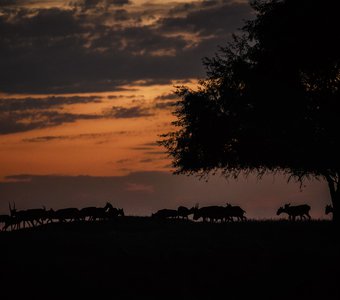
[
  {"x1": 22, "y1": 131, "x2": 128, "y2": 142},
  {"x1": 153, "y1": 92, "x2": 178, "y2": 110},
  {"x1": 154, "y1": 101, "x2": 176, "y2": 110},
  {"x1": 0, "y1": 96, "x2": 102, "y2": 112},
  {"x1": 79, "y1": 0, "x2": 132, "y2": 11},
  {"x1": 125, "y1": 182, "x2": 155, "y2": 193},
  {"x1": 155, "y1": 93, "x2": 178, "y2": 101},
  {"x1": 105, "y1": 105, "x2": 154, "y2": 118},
  {"x1": 131, "y1": 141, "x2": 162, "y2": 151},
  {"x1": 0, "y1": 92, "x2": 156, "y2": 134},
  {"x1": 0, "y1": 111, "x2": 102, "y2": 134}
]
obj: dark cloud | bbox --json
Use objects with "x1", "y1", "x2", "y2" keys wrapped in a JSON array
[
  {"x1": 139, "y1": 158, "x2": 155, "y2": 163},
  {"x1": 0, "y1": 96, "x2": 101, "y2": 112},
  {"x1": 0, "y1": 8, "x2": 84, "y2": 38},
  {"x1": 0, "y1": 93, "x2": 155, "y2": 134},
  {"x1": 0, "y1": 110, "x2": 103, "y2": 134},
  {"x1": 168, "y1": 2, "x2": 196, "y2": 15},
  {"x1": 0, "y1": 1, "x2": 252, "y2": 94},
  {"x1": 23, "y1": 136, "x2": 63, "y2": 142},
  {"x1": 105, "y1": 105, "x2": 154, "y2": 118},
  {"x1": 0, "y1": 0, "x2": 17, "y2": 6},
  {"x1": 0, "y1": 95, "x2": 104, "y2": 134},
  {"x1": 107, "y1": 95, "x2": 141, "y2": 99},
  {"x1": 1, "y1": 104, "x2": 155, "y2": 134},
  {"x1": 22, "y1": 131, "x2": 122, "y2": 142},
  {"x1": 129, "y1": 79, "x2": 174, "y2": 87},
  {"x1": 155, "y1": 93, "x2": 178, "y2": 101},
  {"x1": 109, "y1": 0, "x2": 130, "y2": 6},
  {"x1": 153, "y1": 92, "x2": 178, "y2": 110},
  {"x1": 154, "y1": 101, "x2": 176, "y2": 110},
  {"x1": 112, "y1": 9, "x2": 129, "y2": 20},
  {"x1": 79, "y1": 0, "x2": 131, "y2": 10},
  {"x1": 131, "y1": 141, "x2": 162, "y2": 152},
  {"x1": 0, "y1": 0, "x2": 43, "y2": 7},
  {"x1": 0, "y1": 171, "x2": 329, "y2": 219},
  {"x1": 81, "y1": 0, "x2": 102, "y2": 9},
  {"x1": 160, "y1": 1, "x2": 251, "y2": 36}
]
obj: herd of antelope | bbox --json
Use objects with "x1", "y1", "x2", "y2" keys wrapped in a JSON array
[
  {"x1": 0, "y1": 202, "x2": 124, "y2": 231},
  {"x1": 0, "y1": 202, "x2": 335, "y2": 231},
  {"x1": 152, "y1": 203, "x2": 247, "y2": 222},
  {"x1": 152, "y1": 203, "x2": 334, "y2": 223}
]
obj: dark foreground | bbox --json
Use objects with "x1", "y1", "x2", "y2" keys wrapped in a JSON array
[{"x1": 0, "y1": 218, "x2": 339, "y2": 300}]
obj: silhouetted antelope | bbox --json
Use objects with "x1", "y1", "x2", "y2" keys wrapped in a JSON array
[
  {"x1": 276, "y1": 204, "x2": 311, "y2": 221},
  {"x1": 53, "y1": 207, "x2": 80, "y2": 222},
  {"x1": 92, "y1": 202, "x2": 123, "y2": 221},
  {"x1": 8, "y1": 202, "x2": 25, "y2": 229},
  {"x1": 8, "y1": 202, "x2": 47, "y2": 229},
  {"x1": 80, "y1": 206, "x2": 97, "y2": 221},
  {"x1": 325, "y1": 205, "x2": 333, "y2": 215},
  {"x1": 24, "y1": 207, "x2": 47, "y2": 226},
  {"x1": 44, "y1": 208, "x2": 57, "y2": 223},
  {"x1": 192, "y1": 204, "x2": 225, "y2": 223},
  {"x1": 0, "y1": 214, "x2": 14, "y2": 231},
  {"x1": 106, "y1": 204, "x2": 125, "y2": 219},
  {"x1": 80, "y1": 204, "x2": 110, "y2": 221},
  {"x1": 177, "y1": 206, "x2": 194, "y2": 219},
  {"x1": 225, "y1": 204, "x2": 247, "y2": 221},
  {"x1": 152, "y1": 209, "x2": 178, "y2": 219},
  {"x1": 79, "y1": 202, "x2": 113, "y2": 221}
]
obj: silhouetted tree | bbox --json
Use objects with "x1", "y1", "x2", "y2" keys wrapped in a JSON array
[{"x1": 160, "y1": 0, "x2": 340, "y2": 223}]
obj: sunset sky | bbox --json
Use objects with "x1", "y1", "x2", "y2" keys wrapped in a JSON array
[{"x1": 0, "y1": 0, "x2": 331, "y2": 218}]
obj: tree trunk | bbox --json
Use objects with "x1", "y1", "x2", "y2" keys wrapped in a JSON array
[
  {"x1": 332, "y1": 194, "x2": 339, "y2": 225},
  {"x1": 325, "y1": 174, "x2": 339, "y2": 224}
]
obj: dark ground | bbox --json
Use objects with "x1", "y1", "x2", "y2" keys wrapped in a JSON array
[{"x1": 0, "y1": 218, "x2": 339, "y2": 300}]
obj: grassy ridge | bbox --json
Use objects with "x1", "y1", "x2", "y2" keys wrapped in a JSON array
[{"x1": 0, "y1": 218, "x2": 339, "y2": 299}]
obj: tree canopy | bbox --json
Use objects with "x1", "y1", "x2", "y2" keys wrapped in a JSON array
[{"x1": 160, "y1": 0, "x2": 340, "y2": 219}]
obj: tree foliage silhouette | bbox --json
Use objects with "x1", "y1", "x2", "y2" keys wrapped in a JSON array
[{"x1": 160, "y1": 0, "x2": 340, "y2": 222}]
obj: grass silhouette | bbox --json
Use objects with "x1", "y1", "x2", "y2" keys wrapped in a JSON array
[{"x1": 0, "y1": 218, "x2": 338, "y2": 299}]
